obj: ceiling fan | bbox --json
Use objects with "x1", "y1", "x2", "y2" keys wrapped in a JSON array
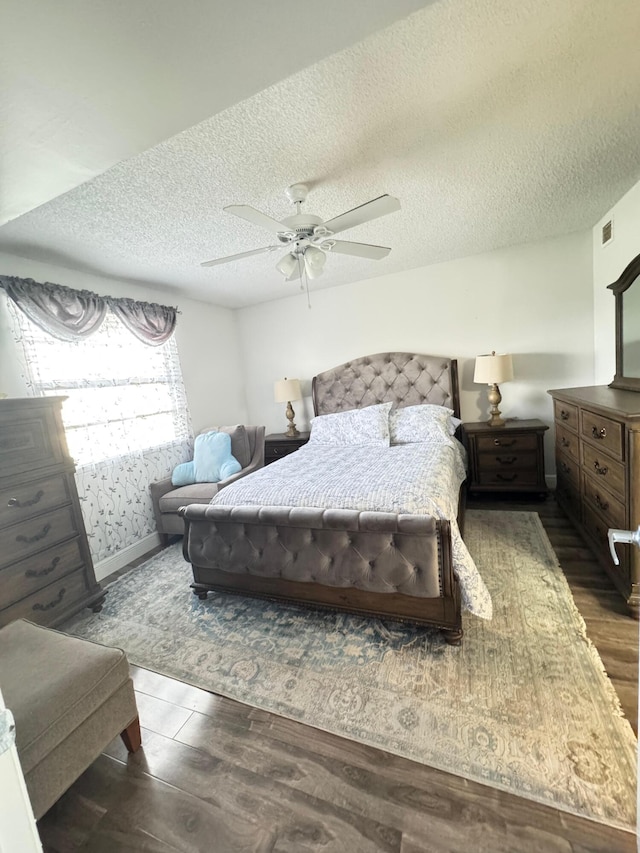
[{"x1": 200, "y1": 184, "x2": 401, "y2": 282}]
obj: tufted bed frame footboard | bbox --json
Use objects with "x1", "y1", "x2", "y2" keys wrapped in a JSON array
[{"x1": 181, "y1": 352, "x2": 466, "y2": 644}]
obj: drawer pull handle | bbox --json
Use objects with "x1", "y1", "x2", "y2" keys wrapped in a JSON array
[
  {"x1": 7, "y1": 490, "x2": 45, "y2": 509},
  {"x1": 16, "y1": 523, "x2": 52, "y2": 544},
  {"x1": 496, "y1": 456, "x2": 517, "y2": 465},
  {"x1": 593, "y1": 460, "x2": 608, "y2": 476},
  {"x1": 496, "y1": 473, "x2": 517, "y2": 482},
  {"x1": 560, "y1": 437, "x2": 570, "y2": 448},
  {"x1": 594, "y1": 494, "x2": 609, "y2": 512},
  {"x1": 591, "y1": 426, "x2": 607, "y2": 440},
  {"x1": 493, "y1": 439, "x2": 516, "y2": 447},
  {"x1": 560, "y1": 461, "x2": 571, "y2": 474},
  {"x1": 25, "y1": 556, "x2": 60, "y2": 579},
  {"x1": 560, "y1": 410, "x2": 570, "y2": 420},
  {"x1": 32, "y1": 587, "x2": 66, "y2": 612}
]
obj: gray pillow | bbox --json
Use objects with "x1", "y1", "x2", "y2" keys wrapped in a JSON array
[{"x1": 204, "y1": 424, "x2": 250, "y2": 469}]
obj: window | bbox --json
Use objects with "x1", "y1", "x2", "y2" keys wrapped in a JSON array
[{"x1": 9, "y1": 303, "x2": 191, "y2": 467}]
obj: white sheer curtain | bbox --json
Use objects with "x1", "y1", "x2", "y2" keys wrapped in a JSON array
[{"x1": 5, "y1": 296, "x2": 193, "y2": 562}]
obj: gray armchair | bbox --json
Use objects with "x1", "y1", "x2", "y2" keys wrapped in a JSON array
[{"x1": 150, "y1": 424, "x2": 265, "y2": 546}]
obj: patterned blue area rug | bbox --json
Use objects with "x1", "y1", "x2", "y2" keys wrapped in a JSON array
[{"x1": 63, "y1": 510, "x2": 637, "y2": 829}]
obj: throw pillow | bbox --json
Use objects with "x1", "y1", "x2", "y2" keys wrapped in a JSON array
[
  {"x1": 200, "y1": 424, "x2": 251, "y2": 469},
  {"x1": 171, "y1": 431, "x2": 242, "y2": 486}
]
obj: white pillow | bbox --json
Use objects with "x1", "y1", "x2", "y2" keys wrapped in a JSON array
[
  {"x1": 389, "y1": 404, "x2": 461, "y2": 445},
  {"x1": 309, "y1": 402, "x2": 393, "y2": 446}
]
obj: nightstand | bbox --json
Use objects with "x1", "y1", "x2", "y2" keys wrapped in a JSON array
[
  {"x1": 264, "y1": 432, "x2": 310, "y2": 465},
  {"x1": 462, "y1": 419, "x2": 548, "y2": 497}
]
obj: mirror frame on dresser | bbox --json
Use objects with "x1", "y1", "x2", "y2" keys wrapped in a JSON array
[{"x1": 608, "y1": 250, "x2": 640, "y2": 392}]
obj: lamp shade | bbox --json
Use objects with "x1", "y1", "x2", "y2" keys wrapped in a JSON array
[
  {"x1": 474, "y1": 353, "x2": 514, "y2": 384},
  {"x1": 275, "y1": 253, "x2": 298, "y2": 278},
  {"x1": 274, "y1": 378, "x2": 302, "y2": 403},
  {"x1": 304, "y1": 245, "x2": 326, "y2": 280}
]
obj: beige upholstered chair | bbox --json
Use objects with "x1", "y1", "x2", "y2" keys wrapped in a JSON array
[
  {"x1": 150, "y1": 424, "x2": 265, "y2": 546},
  {"x1": 0, "y1": 619, "x2": 140, "y2": 820}
]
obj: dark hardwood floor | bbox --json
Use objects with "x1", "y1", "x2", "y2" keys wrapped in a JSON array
[{"x1": 38, "y1": 495, "x2": 637, "y2": 852}]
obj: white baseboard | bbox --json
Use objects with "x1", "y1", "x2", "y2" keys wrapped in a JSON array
[
  {"x1": 94, "y1": 532, "x2": 161, "y2": 582},
  {"x1": 546, "y1": 474, "x2": 557, "y2": 490}
]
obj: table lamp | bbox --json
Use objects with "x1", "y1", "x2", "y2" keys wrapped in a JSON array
[
  {"x1": 473, "y1": 352, "x2": 514, "y2": 427},
  {"x1": 274, "y1": 377, "x2": 302, "y2": 437}
]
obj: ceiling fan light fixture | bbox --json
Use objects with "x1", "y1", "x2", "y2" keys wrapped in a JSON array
[
  {"x1": 304, "y1": 245, "x2": 326, "y2": 279},
  {"x1": 275, "y1": 252, "x2": 298, "y2": 278}
]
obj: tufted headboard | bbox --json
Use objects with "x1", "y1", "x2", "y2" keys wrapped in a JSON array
[{"x1": 312, "y1": 352, "x2": 460, "y2": 418}]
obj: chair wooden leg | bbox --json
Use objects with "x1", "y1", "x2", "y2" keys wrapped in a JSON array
[{"x1": 120, "y1": 716, "x2": 142, "y2": 753}]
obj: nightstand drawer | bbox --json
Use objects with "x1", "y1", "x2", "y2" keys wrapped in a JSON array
[
  {"x1": 477, "y1": 451, "x2": 538, "y2": 471},
  {"x1": 264, "y1": 433, "x2": 310, "y2": 465},
  {"x1": 267, "y1": 442, "x2": 302, "y2": 459},
  {"x1": 476, "y1": 433, "x2": 538, "y2": 453},
  {"x1": 477, "y1": 468, "x2": 540, "y2": 487}
]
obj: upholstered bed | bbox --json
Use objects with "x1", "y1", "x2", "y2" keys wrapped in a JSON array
[{"x1": 180, "y1": 353, "x2": 491, "y2": 644}]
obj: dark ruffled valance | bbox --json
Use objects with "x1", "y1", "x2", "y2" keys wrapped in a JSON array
[{"x1": 0, "y1": 276, "x2": 177, "y2": 346}]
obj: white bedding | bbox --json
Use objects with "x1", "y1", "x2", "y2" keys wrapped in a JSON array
[{"x1": 211, "y1": 439, "x2": 492, "y2": 619}]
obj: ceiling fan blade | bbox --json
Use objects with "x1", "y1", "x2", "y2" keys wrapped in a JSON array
[
  {"x1": 200, "y1": 245, "x2": 277, "y2": 267},
  {"x1": 322, "y1": 195, "x2": 400, "y2": 236},
  {"x1": 224, "y1": 204, "x2": 287, "y2": 234},
  {"x1": 325, "y1": 240, "x2": 391, "y2": 260}
]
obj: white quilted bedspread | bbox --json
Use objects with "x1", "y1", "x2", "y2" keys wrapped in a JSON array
[{"x1": 212, "y1": 440, "x2": 492, "y2": 619}]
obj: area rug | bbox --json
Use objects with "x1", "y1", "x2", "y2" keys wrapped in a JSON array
[{"x1": 63, "y1": 510, "x2": 637, "y2": 830}]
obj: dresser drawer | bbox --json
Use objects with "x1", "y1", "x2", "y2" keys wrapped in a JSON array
[
  {"x1": 581, "y1": 443, "x2": 625, "y2": 500},
  {"x1": 555, "y1": 423, "x2": 579, "y2": 462},
  {"x1": 556, "y1": 451, "x2": 580, "y2": 492},
  {"x1": 0, "y1": 474, "x2": 72, "y2": 528},
  {"x1": 0, "y1": 568, "x2": 89, "y2": 628},
  {"x1": 475, "y1": 433, "x2": 538, "y2": 453},
  {"x1": 553, "y1": 400, "x2": 579, "y2": 433},
  {"x1": 582, "y1": 475, "x2": 626, "y2": 530},
  {"x1": 0, "y1": 538, "x2": 84, "y2": 608},
  {"x1": 477, "y1": 451, "x2": 538, "y2": 471},
  {"x1": 0, "y1": 505, "x2": 81, "y2": 569},
  {"x1": 0, "y1": 405, "x2": 67, "y2": 476},
  {"x1": 583, "y1": 504, "x2": 628, "y2": 579},
  {"x1": 580, "y1": 410, "x2": 624, "y2": 460}
]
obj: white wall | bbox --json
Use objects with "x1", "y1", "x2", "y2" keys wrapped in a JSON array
[
  {"x1": 236, "y1": 231, "x2": 594, "y2": 474},
  {"x1": 0, "y1": 252, "x2": 248, "y2": 430},
  {"x1": 592, "y1": 178, "x2": 640, "y2": 384}
]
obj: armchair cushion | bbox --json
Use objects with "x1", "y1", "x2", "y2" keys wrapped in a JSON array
[{"x1": 171, "y1": 431, "x2": 241, "y2": 486}]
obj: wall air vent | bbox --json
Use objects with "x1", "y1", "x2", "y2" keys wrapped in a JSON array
[{"x1": 602, "y1": 219, "x2": 613, "y2": 245}]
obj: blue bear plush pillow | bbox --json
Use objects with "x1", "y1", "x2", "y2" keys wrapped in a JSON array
[{"x1": 171, "y1": 430, "x2": 242, "y2": 486}]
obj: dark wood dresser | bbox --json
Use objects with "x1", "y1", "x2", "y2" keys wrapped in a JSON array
[
  {"x1": 548, "y1": 385, "x2": 640, "y2": 617},
  {"x1": 463, "y1": 419, "x2": 548, "y2": 497},
  {"x1": 0, "y1": 396, "x2": 104, "y2": 627},
  {"x1": 264, "y1": 432, "x2": 310, "y2": 465}
]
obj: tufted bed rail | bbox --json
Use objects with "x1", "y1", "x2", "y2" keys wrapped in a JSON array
[{"x1": 181, "y1": 352, "x2": 465, "y2": 644}]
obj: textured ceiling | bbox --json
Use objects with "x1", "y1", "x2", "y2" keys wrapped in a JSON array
[{"x1": 1, "y1": 0, "x2": 640, "y2": 309}]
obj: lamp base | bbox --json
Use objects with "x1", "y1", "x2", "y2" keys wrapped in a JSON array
[
  {"x1": 285, "y1": 401, "x2": 300, "y2": 437},
  {"x1": 487, "y1": 383, "x2": 505, "y2": 428}
]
